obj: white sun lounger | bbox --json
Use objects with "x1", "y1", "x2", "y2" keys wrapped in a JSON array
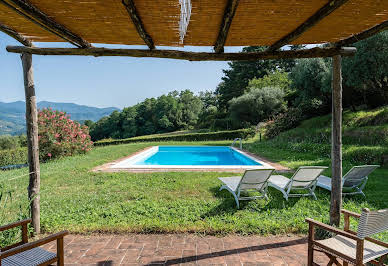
[
  {"x1": 268, "y1": 166, "x2": 328, "y2": 201},
  {"x1": 317, "y1": 165, "x2": 379, "y2": 197},
  {"x1": 218, "y1": 169, "x2": 275, "y2": 208}
]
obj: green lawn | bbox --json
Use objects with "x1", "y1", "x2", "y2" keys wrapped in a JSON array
[{"x1": 1, "y1": 140, "x2": 387, "y2": 242}]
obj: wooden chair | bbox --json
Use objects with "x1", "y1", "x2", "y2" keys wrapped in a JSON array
[
  {"x1": 306, "y1": 208, "x2": 388, "y2": 266},
  {"x1": 0, "y1": 219, "x2": 68, "y2": 266}
]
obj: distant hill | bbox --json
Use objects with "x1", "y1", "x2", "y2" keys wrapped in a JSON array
[{"x1": 0, "y1": 101, "x2": 119, "y2": 135}]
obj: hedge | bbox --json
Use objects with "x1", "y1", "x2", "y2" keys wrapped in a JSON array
[
  {"x1": 0, "y1": 148, "x2": 28, "y2": 167},
  {"x1": 94, "y1": 128, "x2": 255, "y2": 146}
]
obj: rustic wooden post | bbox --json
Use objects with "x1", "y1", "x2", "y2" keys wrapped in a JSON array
[
  {"x1": 330, "y1": 54, "x2": 343, "y2": 226},
  {"x1": 21, "y1": 52, "x2": 40, "y2": 234}
]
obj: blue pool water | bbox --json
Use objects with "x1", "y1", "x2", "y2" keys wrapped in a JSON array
[{"x1": 134, "y1": 146, "x2": 262, "y2": 166}]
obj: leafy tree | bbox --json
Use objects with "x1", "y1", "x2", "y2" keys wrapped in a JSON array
[
  {"x1": 216, "y1": 46, "x2": 298, "y2": 110},
  {"x1": 342, "y1": 31, "x2": 388, "y2": 108},
  {"x1": 289, "y1": 58, "x2": 332, "y2": 115},
  {"x1": 229, "y1": 86, "x2": 286, "y2": 128},
  {"x1": 248, "y1": 70, "x2": 291, "y2": 93},
  {"x1": 120, "y1": 106, "x2": 137, "y2": 138},
  {"x1": 178, "y1": 90, "x2": 203, "y2": 128}
]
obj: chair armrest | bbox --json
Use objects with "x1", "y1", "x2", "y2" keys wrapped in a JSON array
[
  {"x1": 305, "y1": 218, "x2": 360, "y2": 240},
  {"x1": 0, "y1": 219, "x2": 32, "y2": 232},
  {"x1": 0, "y1": 230, "x2": 68, "y2": 259},
  {"x1": 341, "y1": 209, "x2": 361, "y2": 219}
]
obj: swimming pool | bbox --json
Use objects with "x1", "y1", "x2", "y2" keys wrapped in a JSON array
[{"x1": 110, "y1": 146, "x2": 272, "y2": 170}]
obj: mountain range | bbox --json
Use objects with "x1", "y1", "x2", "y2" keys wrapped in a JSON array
[{"x1": 0, "y1": 101, "x2": 119, "y2": 135}]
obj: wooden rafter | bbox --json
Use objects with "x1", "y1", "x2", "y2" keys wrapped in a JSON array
[
  {"x1": 6, "y1": 46, "x2": 356, "y2": 61},
  {"x1": 214, "y1": 0, "x2": 239, "y2": 53},
  {"x1": 122, "y1": 0, "x2": 155, "y2": 50},
  {"x1": 0, "y1": 22, "x2": 32, "y2": 46},
  {"x1": 0, "y1": 0, "x2": 90, "y2": 48},
  {"x1": 267, "y1": 0, "x2": 350, "y2": 52},
  {"x1": 335, "y1": 20, "x2": 388, "y2": 47}
]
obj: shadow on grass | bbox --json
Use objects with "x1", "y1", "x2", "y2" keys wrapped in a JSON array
[{"x1": 204, "y1": 185, "x2": 302, "y2": 216}]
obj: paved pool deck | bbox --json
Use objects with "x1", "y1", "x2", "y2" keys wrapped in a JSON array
[{"x1": 42, "y1": 234, "x2": 329, "y2": 265}]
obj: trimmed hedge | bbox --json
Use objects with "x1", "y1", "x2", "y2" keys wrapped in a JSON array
[
  {"x1": 94, "y1": 128, "x2": 255, "y2": 146},
  {"x1": 0, "y1": 148, "x2": 28, "y2": 167}
]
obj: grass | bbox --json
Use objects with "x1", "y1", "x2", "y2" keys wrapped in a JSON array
[
  {"x1": 1, "y1": 140, "x2": 387, "y2": 242},
  {"x1": 0, "y1": 107, "x2": 387, "y2": 242}
]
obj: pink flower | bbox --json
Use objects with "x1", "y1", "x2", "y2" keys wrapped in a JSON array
[{"x1": 48, "y1": 153, "x2": 52, "y2": 157}]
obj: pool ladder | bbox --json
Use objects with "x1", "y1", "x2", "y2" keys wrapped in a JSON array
[{"x1": 231, "y1": 138, "x2": 242, "y2": 149}]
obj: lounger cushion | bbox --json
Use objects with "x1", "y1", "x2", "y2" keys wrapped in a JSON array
[
  {"x1": 268, "y1": 175, "x2": 290, "y2": 190},
  {"x1": 317, "y1": 175, "x2": 332, "y2": 191},
  {"x1": 316, "y1": 235, "x2": 388, "y2": 264},
  {"x1": 2, "y1": 247, "x2": 56, "y2": 266},
  {"x1": 218, "y1": 176, "x2": 242, "y2": 192}
]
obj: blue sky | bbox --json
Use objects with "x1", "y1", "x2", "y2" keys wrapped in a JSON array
[{"x1": 0, "y1": 33, "x2": 243, "y2": 109}]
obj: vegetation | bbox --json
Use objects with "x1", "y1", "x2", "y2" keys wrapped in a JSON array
[
  {"x1": 95, "y1": 128, "x2": 255, "y2": 146},
  {"x1": 1, "y1": 108, "x2": 386, "y2": 241},
  {"x1": 87, "y1": 32, "x2": 387, "y2": 141},
  {"x1": 89, "y1": 90, "x2": 203, "y2": 141},
  {"x1": 0, "y1": 135, "x2": 27, "y2": 167},
  {"x1": 0, "y1": 148, "x2": 27, "y2": 167},
  {"x1": 0, "y1": 135, "x2": 26, "y2": 150},
  {"x1": 38, "y1": 108, "x2": 93, "y2": 161}
]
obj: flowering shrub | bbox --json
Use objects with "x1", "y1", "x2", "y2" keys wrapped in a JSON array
[{"x1": 38, "y1": 108, "x2": 93, "y2": 160}]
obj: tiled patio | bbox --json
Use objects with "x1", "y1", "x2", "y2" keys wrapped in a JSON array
[{"x1": 42, "y1": 234, "x2": 330, "y2": 265}]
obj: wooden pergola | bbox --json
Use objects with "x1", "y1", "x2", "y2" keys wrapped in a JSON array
[{"x1": 0, "y1": 0, "x2": 387, "y2": 234}]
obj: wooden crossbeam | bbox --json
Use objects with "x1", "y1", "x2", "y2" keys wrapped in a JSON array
[
  {"x1": 0, "y1": 23, "x2": 32, "y2": 46},
  {"x1": 6, "y1": 46, "x2": 356, "y2": 61},
  {"x1": 122, "y1": 0, "x2": 155, "y2": 50},
  {"x1": 0, "y1": 0, "x2": 90, "y2": 48},
  {"x1": 267, "y1": 0, "x2": 350, "y2": 52},
  {"x1": 335, "y1": 20, "x2": 388, "y2": 47},
  {"x1": 214, "y1": 0, "x2": 239, "y2": 53}
]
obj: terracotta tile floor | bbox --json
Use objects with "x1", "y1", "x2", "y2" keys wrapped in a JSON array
[{"x1": 42, "y1": 234, "x2": 330, "y2": 265}]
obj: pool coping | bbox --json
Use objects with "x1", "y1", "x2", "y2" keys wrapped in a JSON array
[{"x1": 92, "y1": 146, "x2": 290, "y2": 173}]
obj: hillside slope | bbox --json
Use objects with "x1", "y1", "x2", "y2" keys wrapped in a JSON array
[
  {"x1": 0, "y1": 101, "x2": 119, "y2": 135},
  {"x1": 247, "y1": 106, "x2": 388, "y2": 168}
]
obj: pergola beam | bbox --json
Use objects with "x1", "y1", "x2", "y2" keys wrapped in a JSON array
[
  {"x1": 267, "y1": 0, "x2": 350, "y2": 52},
  {"x1": 6, "y1": 46, "x2": 356, "y2": 61},
  {"x1": 214, "y1": 0, "x2": 240, "y2": 53},
  {"x1": 122, "y1": 0, "x2": 155, "y2": 50},
  {"x1": 0, "y1": 23, "x2": 32, "y2": 46},
  {"x1": 0, "y1": 0, "x2": 90, "y2": 48},
  {"x1": 335, "y1": 20, "x2": 388, "y2": 47}
]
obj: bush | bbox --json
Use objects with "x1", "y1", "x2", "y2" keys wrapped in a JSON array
[
  {"x1": 229, "y1": 86, "x2": 286, "y2": 127},
  {"x1": 0, "y1": 135, "x2": 27, "y2": 150},
  {"x1": 265, "y1": 108, "x2": 304, "y2": 139},
  {"x1": 94, "y1": 128, "x2": 255, "y2": 146},
  {"x1": 0, "y1": 148, "x2": 27, "y2": 167},
  {"x1": 38, "y1": 108, "x2": 93, "y2": 161}
]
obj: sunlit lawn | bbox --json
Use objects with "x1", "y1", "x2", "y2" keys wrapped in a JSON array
[{"x1": 1, "y1": 140, "x2": 387, "y2": 241}]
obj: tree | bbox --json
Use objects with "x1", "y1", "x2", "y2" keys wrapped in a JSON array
[
  {"x1": 178, "y1": 90, "x2": 203, "y2": 129},
  {"x1": 216, "y1": 46, "x2": 298, "y2": 110},
  {"x1": 229, "y1": 86, "x2": 286, "y2": 128},
  {"x1": 342, "y1": 31, "x2": 388, "y2": 108},
  {"x1": 120, "y1": 106, "x2": 137, "y2": 138},
  {"x1": 247, "y1": 70, "x2": 291, "y2": 93},
  {"x1": 289, "y1": 58, "x2": 332, "y2": 116}
]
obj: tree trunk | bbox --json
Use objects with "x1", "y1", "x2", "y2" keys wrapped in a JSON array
[
  {"x1": 21, "y1": 52, "x2": 40, "y2": 234},
  {"x1": 330, "y1": 54, "x2": 343, "y2": 226}
]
